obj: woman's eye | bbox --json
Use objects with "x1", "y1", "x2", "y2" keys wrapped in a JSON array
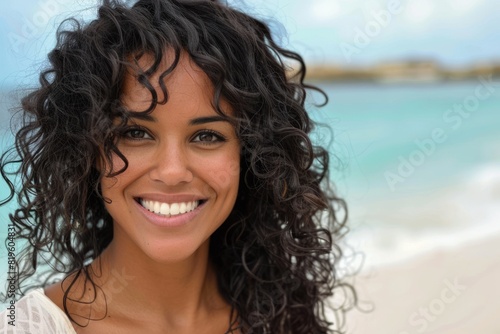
[
  {"x1": 193, "y1": 131, "x2": 226, "y2": 143},
  {"x1": 123, "y1": 128, "x2": 152, "y2": 140}
]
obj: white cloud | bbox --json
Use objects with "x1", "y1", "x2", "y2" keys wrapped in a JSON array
[
  {"x1": 310, "y1": 0, "x2": 343, "y2": 22},
  {"x1": 405, "y1": 0, "x2": 435, "y2": 23}
]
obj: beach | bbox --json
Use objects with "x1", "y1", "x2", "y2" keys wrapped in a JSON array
[
  {"x1": 307, "y1": 81, "x2": 500, "y2": 333},
  {"x1": 336, "y1": 151, "x2": 500, "y2": 333},
  {"x1": 343, "y1": 230, "x2": 500, "y2": 333}
]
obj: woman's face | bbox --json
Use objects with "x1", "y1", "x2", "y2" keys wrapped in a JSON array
[{"x1": 100, "y1": 53, "x2": 240, "y2": 263}]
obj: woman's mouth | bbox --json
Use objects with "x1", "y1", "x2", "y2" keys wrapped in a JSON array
[{"x1": 138, "y1": 199, "x2": 202, "y2": 217}]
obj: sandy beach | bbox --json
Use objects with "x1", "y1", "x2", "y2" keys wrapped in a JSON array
[{"x1": 343, "y1": 231, "x2": 500, "y2": 333}]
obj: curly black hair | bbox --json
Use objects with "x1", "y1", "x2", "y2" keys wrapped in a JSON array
[{"x1": 1, "y1": 0, "x2": 354, "y2": 332}]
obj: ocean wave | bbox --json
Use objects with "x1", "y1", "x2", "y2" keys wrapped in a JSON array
[{"x1": 343, "y1": 164, "x2": 500, "y2": 269}]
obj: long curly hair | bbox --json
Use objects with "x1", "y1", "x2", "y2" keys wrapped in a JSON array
[{"x1": 1, "y1": 0, "x2": 354, "y2": 332}]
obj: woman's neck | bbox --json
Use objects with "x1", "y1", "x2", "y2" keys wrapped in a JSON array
[
  {"x1": 47, "y1": 238, "x2": 234, "y2": 333},
  {"x1": 94, "y1": 239, "x2": 228, "y2": 326}
]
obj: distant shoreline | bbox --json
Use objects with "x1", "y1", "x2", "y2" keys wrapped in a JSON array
[
  {"x1": 304, "y1": 60, "x2": 500, "y2": 83},
  {"x1": 2, "y1": 60, "x2": 500, "y2": 90}
]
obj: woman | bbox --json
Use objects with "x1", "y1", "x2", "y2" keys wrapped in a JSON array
[{"x1": 0, "y1": 0, "x2": 352, "y2": 332}]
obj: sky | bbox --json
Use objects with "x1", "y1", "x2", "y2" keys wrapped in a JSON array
[{"x1": 1, "y1": 0, "x2": 500, "y2": 87}]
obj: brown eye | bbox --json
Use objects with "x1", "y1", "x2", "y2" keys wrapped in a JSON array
[
  {"x1": 122, "y1": 127, "x2": 152, "y2": 140},
  {"x1": 193, "y1": 130, "x2": 226, "y2": 144}
]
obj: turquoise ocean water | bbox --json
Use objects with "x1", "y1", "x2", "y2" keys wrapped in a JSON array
[
  {"x1": 313, "y1": 81, "x2": 499, "y2": 227},
  {"x1": 1, "y1": 80, "x2": 499, "y2": 270},
  {"x1": 309, "y1": 80, "x2": 500, "y2": 266}
]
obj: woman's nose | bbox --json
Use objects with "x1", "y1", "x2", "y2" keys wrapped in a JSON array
[{"x1": 148, "y1": 141, "x2": 193, "y2": 185}]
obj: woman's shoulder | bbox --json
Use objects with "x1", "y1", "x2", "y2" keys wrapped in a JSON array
[{"x1": 0, "y1": 288, "x2": 76, "y2": 334}]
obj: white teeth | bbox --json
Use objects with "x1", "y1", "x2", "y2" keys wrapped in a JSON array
[
  {"x1": 160, "y1": 203, "x2": 169, "y2": 215},
  {"x1": 140, "y1": 199, "x2": 199, "y2": 217},
  {"x1": 170, "y1": 203, "x2": 180, "y2": 215}
]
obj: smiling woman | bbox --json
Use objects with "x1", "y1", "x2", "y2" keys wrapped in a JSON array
[
  {"x1": 0, "y1": 0, "x2": 353, "y2": 333},
  {"x1": 103, "y1": 53, "x2": 241, "y2": 264}
]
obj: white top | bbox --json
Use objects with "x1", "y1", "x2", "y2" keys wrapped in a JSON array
[{"x1": 0, "y1": 288, "x2": 76, "y2": 334}]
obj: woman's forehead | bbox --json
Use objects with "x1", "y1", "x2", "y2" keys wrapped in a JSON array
[
  {"x1": 122, "y1": 52, "x2": 211, "y2": 103},
  {"x1": 120, "y1": 51, "x2": 234, "y2": 117}
]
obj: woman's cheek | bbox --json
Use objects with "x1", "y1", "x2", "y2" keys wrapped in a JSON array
[{"x1": 209, "y1": 161, "x2": 239, "y2": 190}]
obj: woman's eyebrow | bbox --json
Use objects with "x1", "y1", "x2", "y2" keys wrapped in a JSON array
[
  {"x1": 127, "y1": 112, "x2": 156, "y2": 122},
  {"x1": 189, "y1": 115, "x2": 229, "y2": 126}
]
